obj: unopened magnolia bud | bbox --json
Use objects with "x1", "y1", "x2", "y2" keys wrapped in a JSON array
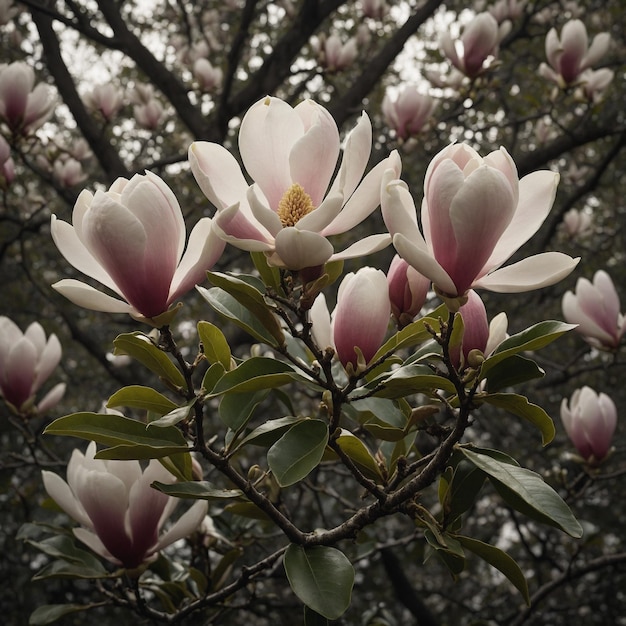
[
  {"x1": 466, "y1": 349, "x2": 485, "y2": 368},
  {"x1": 247, "y1": 464, "x2": 265, "y2": 483}
]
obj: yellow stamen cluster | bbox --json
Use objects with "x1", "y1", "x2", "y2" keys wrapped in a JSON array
[{"x1": 277, "y1": 183, "x2": 315, "y2": 227}]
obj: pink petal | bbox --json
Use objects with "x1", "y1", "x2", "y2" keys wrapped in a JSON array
[{"x1": 52, "y1": 279, "x2": 134, "y2": 314}]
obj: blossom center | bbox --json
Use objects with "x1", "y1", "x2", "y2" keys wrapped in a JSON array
[{"x1": 277, "y1": 183, "x2": 315, "y2": 227}]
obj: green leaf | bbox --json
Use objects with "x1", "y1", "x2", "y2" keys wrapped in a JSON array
[
  {"x1": 304, "y1": 606, "x2": 330, "y2": 626},
  {"x1": 481, "y1": 321, "x2": 576, "y2": 378},
  {"x1": 209, "y1": 357, "x2": 310, "y2": 396},
  {"x1": 483, "y1": 354, "x2": 545, "y2": 392},
  {"x1": 235, "y1": 416, "x2": 303, "y2": 449},
  {"x1": 332, "y1": 430, "x2": 384, "y2": 481},
  {"x1": 197, "y1": 321, "x2": 232, "y2": 370},
  {"x1": 219, "y1": 389, "x2": 270, "y2": 433},
  {"x1": 206, "y1": 271, "x2": 285, "y2": 343},
  {"x1": 459, "y1": 447, "x2": 583, "y2": 537},
  {"x1": 456, "y1": 535, "x2": 530, "y2": 605},
  {"x1": 268, "y1": 419, "x2": 328, "y2": 486},
  {"x1": 29, "y1": 604, "x2": 93, "y2": 625},
  {"x1": 201, "y1": 361, "x2": 225, "y2": 393},
  {"x1": 198, "y1": 286, "x2": 278, "y2": 346},
  {"x1": 44, "y1": 412, "x2": 189, "y2": 450},
  {"x1": 152, "y1": 480, "x2": 243, "y2": 500},
  {"x1": 251, "y1": 250, "x2": 282, "y2": 292},
  {"x1": 444, "y1": 463, "x2": 487, "y2": 526},
  {"x1": 481, "y1": 393, "x2": 556, "y2": 445},
  {"x1": 107, "y1": 385, "x2": 178, "y2": 415},
  {"x1": 32, "y1": 559, "x2": 112, "y2": 581},
  {"x1": 147, "y1": 399, "x2": 196, "y2": 429},
  {"x1": 284, "y1": 545, "x2": 354, "y2": 619},
  {"x1": 24, "y1": 535, "x2": 106, "y2": 571},
  {"x1": 113, "y1": 332, "x2": 186, "y2": 388},
  {"x1": 361, "y1": 364, "x2": 456, "y2": 399}
]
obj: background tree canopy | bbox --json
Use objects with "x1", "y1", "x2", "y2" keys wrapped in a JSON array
[{"x1": 0, "y1": 0, "x2": 625, "y2": 624}]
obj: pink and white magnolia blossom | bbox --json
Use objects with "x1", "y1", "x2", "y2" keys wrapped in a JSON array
[
  {"x1": 381, "y1": 142, "x2": 579, "y2": 303},
  {"x1": 189, "y1": 96, "x2": 400, "y2": 272},
  {"x1": 134, "y1": 99, "x2": 164, "y2": 130},
  {"x1": 538, "y1": 20, "x2": 611, "y2": 88},
  {"x1": 53, "y1": 157, "x2": 86, "y2": 188},
  {"x1": 577, "y1": 67, "x2": 614, "y2": 102},
  {"x1": 561, "y1": 208, "x2": 592, "y2": 239},
  {"x1": 42, "y1": 442, "x2": 208, "y2": 570},
  {"x1": 450, "y1": 290, "x2": 508, "y2": 370},
  {"x1": 51, "y1": 171, "x2": 226, "y2": 321},
  {"x1": 560, "y1": 386, "x2": 617, "y2": 464},
  {"x1": 440, "y1": 13, "x2": 507, "y2": 78},
  {"x1": 193, "y1": 58, "x2": 223, "y2": 92},
  {"x1": 382, "y1": 86, "x2": 436, "y2": 140},
  {"x1": 319, "y1": 34, "x2": 358, "y2": 72},
  {"x1": 0, "y1": 134, "x2": 15, "y2": 187},
  {"x1": 310, "y1": 267, "x2": 390, "y2": 371},
  {"x1": 562, "y1": 270, "x2": 626, "y2": 350},
  {"x1": 387, "y1": 254, "x2": 430, "y2": 328},
  {"x1": 0, "y1": 317, "x2": 65, "y2": 414},
  {"x1": 84, "y1": 83, "x2": 124, "y2": 121},
  {"x1": 0, "y1": 61, "x2": 55, "y2": 134}
]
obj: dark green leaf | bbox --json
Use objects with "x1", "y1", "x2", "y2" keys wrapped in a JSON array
[
  {"x1": 107, "y1": 385, "x2": 178, "y2": 415},
  {"x1": 460, "y1": 447, "x2": 582, "y2": 537},
  {"x1": 113, "y1": 332, "x2": 186, "y2": 388},
  {"x1": 152, "y1": 480, "x2": 243, "y2": 500},
  {"x1": 481, "y1": 393, "x2": 556, "y2": 446},
  {"x1": 456, "y1": 535, "x2": 530, "y2": 605},
  {"x1": 29, "y1": 604, "x2": 92, "y2": 625},
  {"x1": 304, "y1": 606, "x2": 330, "y2": 626},
  {"x1": 331, "y1": 430, "x2": 384, "y2": 481},
  {"x1": 268, "y1": 419, "x2": 328, "y2": 486},
  {"x1": 284, "y1": 545, "x2": 354, "y2": 619},
  {"x1": 361, "y1": 364, "x2": 456, "y2": 399},
  {"x1": 235, "y1": 416, "x2": 303, "y2": 449},
  {"x1": 483, "y1": 354, "x2": 545, "y2": 392},
  {"x1": 147, "y1": 399, "x2": 196, "y2": 429},
  {"x1": 219, "y1": 389, "x2": 270, "y2": 433},
  {"x1": 197, "y1": 321, "x2": 232, "y2": 370}
]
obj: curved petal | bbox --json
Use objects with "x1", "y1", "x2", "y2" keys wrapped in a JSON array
[
  {"x1": 33, "y1": 333, "x2": 61, "y2": 392},
  {"x1": 52, "y1": 279, "x2": 134, "y2": 314},
  {"x1": 474, "y1": 253, "x2": 579, "y2": 292},
  {"x1": 248, "y1": 185, "x2": 283, "y2": 236},
  {"x1": 188, "y1": 141, "x2": 250, "y2": 209},
  {"x1": 169, "y1": 218, "x2": 226, "y2": 302},
  {"x1": 239, "y1": 96, "x2": 302, "y2": 209},
  {"x1": 156, "y1": 500, "x2": 208, "y2": 551},
  {"x1": 51, "y1": 215, "x2": 120, "y2": 292},
  {"x1": 323, "y1": 151, "x2": 402, "y2": 236},
  {"x1": 37, "y1": 382, "x2": 66, "y2": 414},
  {"x1": 273, "y1": 228, "x2": 334, "y2": 270},
  {"x1": 393, "y1": 233, "x2": 457, "y2": 296},
  {"x1": 73, "y1": 528, "x2": 118, "y2": 564},
  {"x1": 4, "y1": 338, "x2": 37, "y2": 406},
  {"x1": 309, "y1": 294, "x2": 333, "y2": 351},
  {"x1": 296, "y1": 192, "x2": 344, "y2": 233},
  {"x1": 380, "y1": 175, "x2": 420, "y2": 240},
  {"x1": 213, "y1": 202, "x2": 275, "y2": 251},
  {"x1": 327, "y1": 111, "x2": 372, "y2": 201},
  {"x1": 42, "y1": 470, "x2": 92, "y2": 528},
  {"x1": 331, "y1": 233, "x2": 392, "y2": 261},
  {"x1": 484, "y1": 170, "x2": 559, "y2": 271}
]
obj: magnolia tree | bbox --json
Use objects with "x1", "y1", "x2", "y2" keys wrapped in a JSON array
[{"x1": 0, "y1": 0, "x2": 625, "y2": 624}]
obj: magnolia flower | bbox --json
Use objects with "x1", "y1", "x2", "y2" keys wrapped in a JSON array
[
  {"x1": 53, "y1": 157, "x2": 86, "y2": 188},
  {"x1": 361, "y1": 0, "x2": 386, "y2": 20},
  {"x1": 577, "y1": 68, "x2": 614, "y2": 102},
  {"x1": 538, "y1": 20, "x2": 611, "y2": 88},
  {"x1": 134, "y1": 99, "x2": 164, "y2": 130},
  {"x1": 450, "y1": 290, "x2": 508, "y2": 370},
  {"x1": 560, "y1": 386, "x2": 617, "y2": 463},
  {"x1": 561, "y1": 208, "x2": 592, "y2": 239},
  {"x1": 387, "y1": 255, "x2": 430, "y2": 328},
  {"x1": 193, "y1": 58, "x2": 223, "y2": 92},
  {"x1": 488, "y1": 0, "x2": 527, "y2": 24},
  {"x1": 310, "y1": 267, "x2": 390, "y2": 371},
  {"x1": 190, "y1": 96, "x2": 400, "y2": 272},
  {"x1": 382, "y1": 86, "x2": 436, "y2": 140},
  {"x1": 381, "y1": 142, "x2": 579, "y2": 304},
  {"x1": 0, "y1": 134, "x2": 15, "y2": 187},
  {"x1": 562, "y1": 270, "x2": 626, "y2": 350},
  {"x1": 42, "y1": 442, "x2": 208, "y2": 569},
  {"x1": 51, "y1": 171, "x2": 226, "y2": 321},
  {"x1": 318, "y1": 34, "x2": 358, "y2": 72},
  {"x1": 440, "y1": 13, "x2": 507, "y2": 78},
  {"x1": 84, "y1": 83, "x2": 124, "y2": 121},
  {"x1": 0, "y1": 61, "x2": 55, "y2": 134},
  {"x1": 0, "y1": 317, "x2": 65, "y2": 414}
]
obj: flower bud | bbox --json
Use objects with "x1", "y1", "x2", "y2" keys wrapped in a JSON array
[{"x1": 387, "y1": 254, "x2": 430, "y2": 328}]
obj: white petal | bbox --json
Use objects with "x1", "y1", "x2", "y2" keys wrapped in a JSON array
[
  {"x1": 37, "y1": 382, "x2": 66, "y2": 414},
  {"x1": 73, "y1": 527, "x2": 118, "y2": 564},
  {"x1": 475, "y1": 253, "x2": 580, "y2": 292},
  {"x1": 274, "y1": 228, "x2": 334, "y2": 270},
  {"x1": 296, "y1": 192, "x2": 344, "y2": 233},
  {"x1": 42, "y1": 470, "x2": 92, "y2": 528},
  {"x1": 52, "y1": 279, "x2": 134, "y2": 314},
  {"x1": 248, "y1": 185, "x2": 283, "y2": 236},
  {"x1": 309, "y1": 294, "x2": 333, "y2": 351},
  {"x1": 156, "y1": 500, "x2": 208, "y2": 551},
  {"x1": 331, "y1": 233, "x2": 392, "y2": 261}
]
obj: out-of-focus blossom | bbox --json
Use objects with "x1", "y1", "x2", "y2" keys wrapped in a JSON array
[
  {"x1": 51, "y1": 171, "x2": 226, "y2": 321},
  {"x1": 84, "y1": 84, "x2": 124, "y2": 121},
  {"x1": 0, "y1": 62, "x2": 56, "y2": 134},
  {"x1": 560, "y1": 386, "x2": 617, "y2": 464},
  {"x1": 134, "y1": 99, "x2": 164, "y2": 130},
  {"x1": 0, "y1": 317, "x2": 65, "y2": 414},
  {"x1": 310, "y1": 267, "x2": 390, "y2": 371},
  {"x1": 440, "y1": 13, "x2": 507, "y2": 78},
  {"x1": 42, "y1": 442, "x2": 208, "y2": 570},
  {"x1": 130, "y1": 83, "x2": 155, "y2": 106},
  {"x1": 53, "y1": 157, "x2": 86, "y2": 188},
  {"x1": 189, "y1": 96, "x2": 400, "y2": 272},
  {"x1": 382, "y1": 142, "x2": 579, "y2": 305},
  {"x1": 387, "y1": 255, "x2": 430, "y2": 328},
  {"x1": 535, "y1": 116, "x2": 555, "y2": 144},
  {"x1": 382, "y1": 86, "x2": 436, "y2": 140},
  {"x1": 450, "y1": 290, "x2": 508, "y2": 370},
  {"x1": 0, "y1": 0, "x2": 19, "y2": 25},
  {"x1": 70, "y1": 138, "x2": 92, "y2": 161},
  {"x1": 488, "y1": 0, "x2": 526, "y2": 24},
  {"x1": 538, "y1": 20, "x2": 611, "y2": 88},
  {"x1": 316, "y1": 34, "x2": 358, "y2": 72},
  {"x1": 577, "y1": 67, "x2": 614, "y2": 102},
  {"x1": 425, "y1": 67, "x2": 466, "y2": 90},
  {"x1": 560, "y1": 208, "x2": 592, "y2": 239},
  {"x1": 193, "y1": 58, "x2": 223, "y2": 92},
  {"x1": 562, "y1": 270, "x2": 626, "y2": 351},
  {"x1": 0, "y1": 134, "x2": 15, "y2": 187},
  {"x1": 361, "y1": 0, "x2": 386, "y2": 20}
]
